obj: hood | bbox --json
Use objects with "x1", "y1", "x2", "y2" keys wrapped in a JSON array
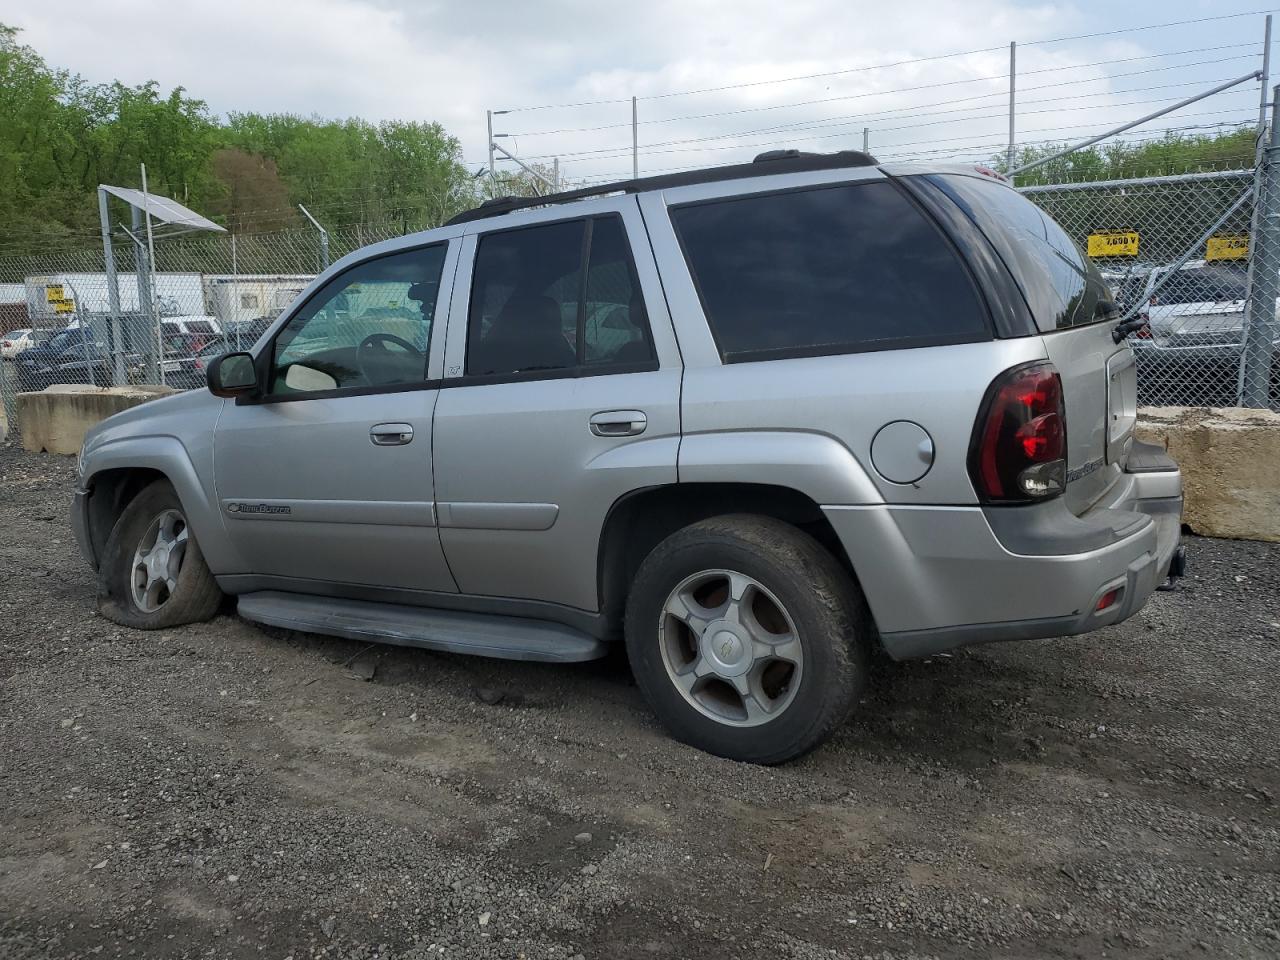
[{"x1": 82, "y1": 386, "x2": 223, "y2": 458}]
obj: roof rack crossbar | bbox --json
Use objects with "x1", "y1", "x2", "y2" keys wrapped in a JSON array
[{"x1": 447, "y1": 149, "x2": 878, "y2": 225}]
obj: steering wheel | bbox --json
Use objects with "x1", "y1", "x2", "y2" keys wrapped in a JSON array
[{"x1": 356, "y1": 332, "x2": 422, "y2": 382}]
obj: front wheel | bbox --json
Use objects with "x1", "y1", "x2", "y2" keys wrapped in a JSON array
[
  {"x1": 624, "y1": 515, "x2": 870, "y2": 764},
  {"x1": 97, "y1": 479, "x2": 223, "y2": 629}
]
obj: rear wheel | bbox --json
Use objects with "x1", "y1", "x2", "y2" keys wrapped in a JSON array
[
  {"x1": 97, "y1": 480, "x2": 222, "y2": 629},
  {"x1": 624, "y1": 515, "x2": 869, "y2": 764}
]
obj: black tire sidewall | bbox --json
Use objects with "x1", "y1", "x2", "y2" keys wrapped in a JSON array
[
  {"x1": 625, "y1": 517, "x2": 865, "y2": 764},
  {"x1": 98, "y1": 481, "x2": 219, "y2": 629}
]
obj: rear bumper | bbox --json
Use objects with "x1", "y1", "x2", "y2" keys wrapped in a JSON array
[{"x1": 825, "y1": 444, "x2": 1183, "y2": 660}]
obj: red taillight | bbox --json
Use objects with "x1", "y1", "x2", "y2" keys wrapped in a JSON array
[{"x1": 970, "y1": 362, "x2": 1067, "y2": 503}]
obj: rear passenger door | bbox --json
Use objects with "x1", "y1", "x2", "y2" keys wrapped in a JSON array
[{"x1": 432, "y1": 199, "x2": 681, "y2": 612}]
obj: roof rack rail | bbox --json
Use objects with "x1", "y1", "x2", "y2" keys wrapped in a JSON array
[{"x1": 446, "y1": 148, "x2": 878, "y2": 225}]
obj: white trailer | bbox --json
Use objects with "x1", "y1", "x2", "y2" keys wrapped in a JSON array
[
  {"x1": 24, "y1": 273, "x2": 205, "y2": 327},
  {"x1": 201, "y1": 274, "x2": 314, "y2": 327}
]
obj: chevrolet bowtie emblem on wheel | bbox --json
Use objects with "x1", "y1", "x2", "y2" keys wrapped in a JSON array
[{"x1": 226, "y1": 502, "x2": 291, "y2": 516}]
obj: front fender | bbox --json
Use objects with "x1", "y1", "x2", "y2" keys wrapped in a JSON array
[{"x1": 82, "y1": 434, "x2": 242, "y2": 575}]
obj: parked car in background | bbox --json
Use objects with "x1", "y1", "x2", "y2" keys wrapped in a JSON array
[
  {"x1": 73, "y1": 152, "x2": 1185, "y2": 764},
  {"x1": 160, "y1": 318, "x2": 276, "y2": 390},
  {"x1": 1124, "y1": 260, "x2": 1277, "y2": 404},
  {"x1": 2, "y1": 328, "x2": 34, "y2": 359},
  {"x1": 14, "y1": 327, "x2": 107, "y2": 391},
  {"x1": 160, "y1": 316, "x2": 222, "y2": 339}
]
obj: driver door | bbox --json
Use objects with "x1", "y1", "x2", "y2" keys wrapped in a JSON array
[{"x1": 212, "y1": 239, "x2": 459, "y2": 595}]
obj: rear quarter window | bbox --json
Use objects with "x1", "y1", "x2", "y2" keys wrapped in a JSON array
[
  {"x1": 669, "y1": 181, "x2": 991, "y2": 362},
  {"x1": 931, "y1": 174, "x2": 1112, "y2": 330}
]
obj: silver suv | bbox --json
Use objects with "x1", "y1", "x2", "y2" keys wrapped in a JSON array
[{"x1": 72, "y1": 151, "x2": 1185, "y2": 764}]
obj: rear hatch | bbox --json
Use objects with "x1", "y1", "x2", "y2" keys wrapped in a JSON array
[{"x1": 923, "y1": 173, "x2": 1135, "y2": 513}]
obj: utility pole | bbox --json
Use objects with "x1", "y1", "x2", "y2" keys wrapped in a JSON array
[
  {"x1": 1006, "y1": 41, "x2": 1017, "y2": 173},
  {"x1": 486, "y1": 110, "x2": 495, "y2": 178},
  {"x1": 632, "y1": 96, "x2": 639, "y2": 179},
  {"x1": 862, "y1": 127, "x2": 869, "y2": 153},
  {"x1": 553, "y1": 157, "x2": 560, "y2": 192}
]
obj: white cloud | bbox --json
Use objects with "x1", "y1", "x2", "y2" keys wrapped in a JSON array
[{"x1": 4, "y1": 0, "x2": 1266, "y2": 182}]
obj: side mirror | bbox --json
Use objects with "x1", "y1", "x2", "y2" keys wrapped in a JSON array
[{"x1": 207, "y1": 352, "x2": 259, "y2": 398}]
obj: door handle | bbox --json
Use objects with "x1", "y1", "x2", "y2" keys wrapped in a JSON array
[
  {"x1": 370, "y1": 422, "x2": 414, "y2": 446},
  {"x1": 589, "y1": 410, "x2": 647, "y2": 437}
]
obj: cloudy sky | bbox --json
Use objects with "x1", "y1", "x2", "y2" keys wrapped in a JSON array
[{"x1": 2, "y1": 1, "x2": 1271, "y2": 182}]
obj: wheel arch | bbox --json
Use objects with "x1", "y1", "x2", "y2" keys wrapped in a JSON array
[
  {"x1": 596, "y1": 482, "x2": 862, "y2": 634},
  {"x1": 81, "y1": 436, "x2": 238, "y2": 574}
]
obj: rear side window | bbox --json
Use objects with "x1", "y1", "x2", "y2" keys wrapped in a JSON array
[
  {"x1": 466, "y1": 214, "x2": 655, "y2": 377},
  {"x1": 669, "y1": 181, "x2": 990, "y2": 362},
  {"x1": 931, "y1": 174, "x2": 1111, "y2": 330}
]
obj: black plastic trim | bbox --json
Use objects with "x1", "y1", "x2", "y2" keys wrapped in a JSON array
[
  {"x1": 215, "y1": 573, "x2": 611, "y2": 639},
  {"x1": 894, "y1": 174, "x2": 1038, "y2": 339},
  {"x1": 446, "y1": 150, "x2": 879, "y2": 224}
]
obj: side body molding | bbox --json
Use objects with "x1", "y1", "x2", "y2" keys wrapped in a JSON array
[{"x1": 677, "y1": 430, "x2": 884, "y2": 506}]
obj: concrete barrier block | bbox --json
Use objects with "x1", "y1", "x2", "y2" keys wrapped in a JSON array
[
  {"x1": 16, "y1": 385, "x2": 177, "y2": 456},
  {"x1": 1137, "y1": 406, "x2": 1280, "y2": 543}
]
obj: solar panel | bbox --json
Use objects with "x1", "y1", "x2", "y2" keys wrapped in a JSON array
[{"x1": 99, "y1": 185, "x2": 225, "y2": 233}]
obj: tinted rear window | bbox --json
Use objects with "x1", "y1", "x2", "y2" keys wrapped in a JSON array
[
  {"x1": 931, "y1": 174, "x2": 1111, "y2": 330},
  {"x1": 669, "y1": 181, "x2": 990, "y2": 361}
]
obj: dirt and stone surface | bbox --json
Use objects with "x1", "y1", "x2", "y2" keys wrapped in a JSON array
[{"x1": 1, "y1": 442, "x2": 1277, "y2": 959}]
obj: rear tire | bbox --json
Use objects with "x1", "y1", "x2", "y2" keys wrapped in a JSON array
[
  {"x1": 624, "y1": 514, "x2": 869, "y2": 764},
  {"x1": 97, "y1": 479, "x2": 222, "y2": 629}
]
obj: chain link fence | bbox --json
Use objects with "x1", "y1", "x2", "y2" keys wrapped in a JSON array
[
  {"x1": 0, "y1": 221, "x2": 406, "y2": 434},
  {"x1": 1020, "y1": 167, "x2": 1278, "y2": 409},
  {"x1": 4, "y1": 167, "x2": 1280, "y2": 442}
]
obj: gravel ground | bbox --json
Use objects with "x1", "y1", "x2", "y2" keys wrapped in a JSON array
[{"x1": 1, "y1": 442, "x2": 1278, "y2": 960}]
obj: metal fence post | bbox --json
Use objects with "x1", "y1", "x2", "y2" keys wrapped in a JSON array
[
  {"x1": 298, "y1": 204, "x2": 329, "y2": 271},
  {"x1": 97, "y1": 187, "x2": 127, "y2": 385},
  {"x1": 1240, "y1": 86, "x2": 1280, "y2": 407}
]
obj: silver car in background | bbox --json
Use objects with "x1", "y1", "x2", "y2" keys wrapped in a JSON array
[
  {"x1": 1123, "y1": 259, "x2": 1279, "y2": 404},
  {"x1": 71, "y1": 151, "x2": 1185, "y2": 764}
]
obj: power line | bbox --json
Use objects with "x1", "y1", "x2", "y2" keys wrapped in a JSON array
[
  {"x1": 503, "y1": 43, "x2": 1263, "y2": 137},
  {"x1": 494, "y1": 9, "x2": 1276, "y2": 113},
  {"x1": 519, "y1": 80, "x2": 1259, "y2": 164}
]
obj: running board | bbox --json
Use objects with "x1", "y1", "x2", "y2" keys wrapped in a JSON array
[{"x1": 236, "y1": 591, "x2": 608, "y2": 663}]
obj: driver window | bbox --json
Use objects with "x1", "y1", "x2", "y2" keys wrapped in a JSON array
[{"x1": 269, "y1": 244, "x2": 447, "y2": 395}]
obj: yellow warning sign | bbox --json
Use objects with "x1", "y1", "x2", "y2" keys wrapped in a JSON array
[
  {"x1": 1206, "y1": 234, "x2": 1249, "y2": 261},
  {"x1": 1087, "y1": 231, "x2": 1140, "y2": 258},
  {"x1": 45, "y1": 284, "x2": 64, "y2": 302}
]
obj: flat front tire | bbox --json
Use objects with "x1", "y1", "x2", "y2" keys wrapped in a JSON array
[
  {"x1": 624, "y1": 514, "x2": 869, "y2": 764},
  {"x1": 97, "y1": 479, "x2": 222, "y2": 629}
]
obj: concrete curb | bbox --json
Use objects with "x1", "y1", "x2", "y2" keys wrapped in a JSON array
[{"x1": 1137, "y1": 406, "x2": 1280, "y2": 543}]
